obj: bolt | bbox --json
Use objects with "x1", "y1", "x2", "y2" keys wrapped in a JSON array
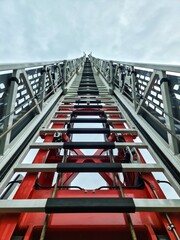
[{"x1": 167, "y1": 224, "x2": 175, "y2": 231}]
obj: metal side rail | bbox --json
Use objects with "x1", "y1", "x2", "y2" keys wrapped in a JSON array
[{"x1": 0, "y1": 56, "x2": 180, "y2": 240}]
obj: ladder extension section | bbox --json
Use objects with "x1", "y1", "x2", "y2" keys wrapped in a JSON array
[{"x1": 0, "y1": 57, "x2": 179, "y2": 240}]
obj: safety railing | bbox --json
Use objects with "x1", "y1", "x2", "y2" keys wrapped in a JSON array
[
  {"x1": 89, "y1": 55, "x2": 180, "y2": 155},
  {"x1": 0, "y1": 56, "x2": 85, "y2": 155}
]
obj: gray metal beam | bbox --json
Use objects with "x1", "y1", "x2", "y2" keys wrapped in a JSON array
[
  {"x1": 131, "y1": 66, "x2": 137, "y2": 110},
  {"x1": 47, "y1": 68, "x2": 56, "y2": 94},
  {"x1": 38, "y1": 66, "x2": 46, "y2": 110},
  {"x1": 133, "y1": 199, "x2": 180, "y2": 212},
  {"x1": 39, "y1": 128, "x2": 137, "y2": 135},
  {"x1": 159, "y1": 71, "x2": 179, "y2": 154},
  {"x1": 63, "y1": 96, "x2": 113, "y2": 99},
  {"x1": 0, "y1": 70, "x2": 19, "y2": 154},
  {"x1": 0, "y1": 198, "x2": 179, "y2": 213},
  {"x1": 0, "y1": 199, "x2": 46, "y2": 212},
  {"x1": 15, "y1": 163, "x2": 163, "y2": 173},
  {"x1": 55, "y1": 111, "x2": 121, "y2": 114},
  {"x1": 89, "y1": 54, "x2": 180, "y2": 73},
  {"x1": 62, "y1": 100, "x2": 115, "y2": 103},
  {"x1": 51, "y1": 118, "x2": 126, "y2": 123},
  {"x1": 30, "y1": 142, "x2": 147, "y2": 149},
  {"x1": 0, "y1": 60, "x2": 71, "y2": 71}
]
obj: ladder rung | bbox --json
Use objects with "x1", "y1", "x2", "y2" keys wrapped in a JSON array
[
  {"x1": 79, "y1": 83, "x2": 97, "y2": 85},
  {"x1": 75, "y1": 100, "x2": 101, "y2": 103},
  {"x1": 0, "y1": 198, "x2": 179, "y2": 213},
  {"x1": 66, "y1": 155, "x2": 111, "y2": 159},
  {"x1": 15, "y1": 163, "x2": 163, "y2": 173},
  {"x1": 78, "y1": 87, "x2": 98, "y2": 90},
  {"x1": 77, "y1": 90, "x2": 99, "y2": 95},
  {"x1": 59, "y1": 105, "x2": 117, "y2": 109},
  {"x1": 40, "y1": 128, "x2": 137, "y2": 135},
  {"x1": 51, "y1": 118, "x2": 126, "y2": 123},
  {"x1": 56, "y1": 128, "x2": 112, "y2": 134},
  {"x1": 30, "y1": 142, "x2": 147, "y2": 149},
  {"x1": 79, "y1": 85, "x2": 99, "y2": 88},
  {"x1": 45, "y1": 198, "x2": 135, "y2": 213},
  {"x1": 56, "y1": 110, "x2": 121, "y2": 115},
  {"x1": 65, "y1": 95, "x2": 107, "y2": 98},
  {"x1": 62, "y1": 100, "x2": 114, "y2": 103},
  {"x1": 64, "y1": 97, "x2": 112, "y2": 100}
]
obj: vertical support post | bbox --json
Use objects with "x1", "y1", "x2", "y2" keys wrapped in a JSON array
[
  {"x1": 99, "y1": 60, "x2": 103, "y2": 73},
  {"x1": 47, "y1": 68, "x2": 56, "y2": 94},
  {"x1": 131, "y1": 66, "x2": 137, "y2": 110},
  {"x1": 39, "y1": 66, "x2": 47, "y2": 110},
  {"x1": 63, "y1": 60, "x2": 67, "y2": 90},
  {"x1": 120, "y1": 65, "x2": 128, "y2": 94},
  {"x1": 73, "y1": 60, "x2": 76, "y2": 72},
  {"x1": 56, "y1": 64, "x2": 63, "y2": 89},
  {"x1": 118, "y1": 66, "x2": 124, "y2": 92},
  {"x1": 159, "y1": 71, "x2": 179, "y2": 154},
  {"x1": 75, "y1": 60, "x2": 78, "y2": 74},
  {"x1": 0, "y1": 70, "x2": 19, "y2": 155},
  {"x1": 109, "y1": 61, "x2": 114, "y2": 91}
]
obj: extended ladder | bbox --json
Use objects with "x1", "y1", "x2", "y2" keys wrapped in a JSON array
[{"x1": 0, "y1": 58, "x2": 179, "y2": 240}]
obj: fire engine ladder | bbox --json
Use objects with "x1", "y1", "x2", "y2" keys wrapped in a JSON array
[{"x1": 0, "y1": 56, "x2": 179, "y2": 240}]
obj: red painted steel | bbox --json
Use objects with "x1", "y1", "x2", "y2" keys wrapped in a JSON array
[{"x1": 0, "y1": 100, "x2": 180, "y2": 239}]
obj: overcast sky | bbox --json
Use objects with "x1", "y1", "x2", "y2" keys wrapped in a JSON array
[{"x1": 1, "y1": 0, "x2": 180, "y2": 64}]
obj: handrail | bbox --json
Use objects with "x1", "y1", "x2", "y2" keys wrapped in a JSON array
[
  {"x1": 111, "y1": 60, "x2": 180, "y2": 73},
  {"x1": 0, "y1": 55, "x2": 85, "y2": 155},
  {"x1": 90, "y1": 55, "x2": 180, "y2": 73},
  {"x1": 0, "y1": 60, "x2": 64, "y2": 71},
  {"x1": 0, "y1": 56, "x2": 83, "y2": 71},
  {"x1": 89, "y1": 54, "x2": 180, "y2": 156}
]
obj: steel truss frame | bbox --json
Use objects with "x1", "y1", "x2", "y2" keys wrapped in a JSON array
[
  {"x1": 0, "y1": 55, "x2": 85, "y2": 186},
  {"x1": 0, "y1": 56, "x2": 179, "y2": 240},
  {"x1": 89, "y1": 54, "x2": 180, "y2": 173}
]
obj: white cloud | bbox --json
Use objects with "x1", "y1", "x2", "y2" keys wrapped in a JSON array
[{"x1": 0, "y1": 0, "x2": 180, "y2": 63}]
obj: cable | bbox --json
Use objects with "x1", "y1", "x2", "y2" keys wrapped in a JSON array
[
  {"x1": 157, "y1": 180, "x2": 172, "y2": 186},
  {"x1": 7, "y1": 180, "x2": 22, "y2": 185},
  {"x1": 40, "y1": 145, "x2": 69, "y2": 240},
  {"x1": 35, "y1": 180, "x2": 84, "y2": 190},
  {"x1": 108, "y1": 149, "x2": 137, "y2": 240},
  {"x1": 141, "y1": 176, "x2": 180, "y2": 240}
]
